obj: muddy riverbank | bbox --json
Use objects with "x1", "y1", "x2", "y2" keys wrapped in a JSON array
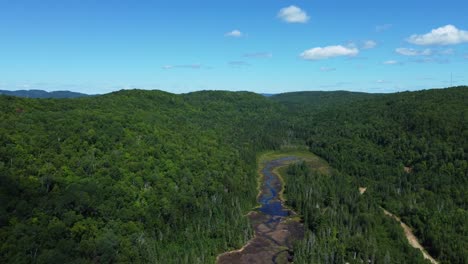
[{"x1": 217, "y1": 157, "x2": 304, "y2": 264}]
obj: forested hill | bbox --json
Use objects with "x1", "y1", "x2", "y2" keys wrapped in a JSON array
[
  {"x1": 271, "y1": 90, "x2": 380, "y2": 109},
  {"x1": 0, "y1": 89, "x2": 90, "y2": 98},
  {"x1": 0, "y1": 86, "x2": 466, "y2": 263},
  {"x1": 277, "y1": 86, "x2": 467, "y2": 263},
  {"x1": 0, "y1": 89, "x2": 287, "y2": 263}
]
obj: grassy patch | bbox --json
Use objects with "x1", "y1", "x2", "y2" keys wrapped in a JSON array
[
  {"x1": 257, "y1": 149, "x2": 331, "y2": 175},
  {"x1": 255, "y1": 149, "x2": 332, "y2": 214}
]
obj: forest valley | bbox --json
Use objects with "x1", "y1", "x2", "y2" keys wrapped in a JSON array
[{"x1": 0, "y1": 86, "x2": 466, "y2": 263}]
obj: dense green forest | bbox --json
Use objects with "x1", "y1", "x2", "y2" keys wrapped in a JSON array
[
  {"x1": 273, "y1": 86, "x2": 468, "y2": 263},
  {"x1": 1, "y1": 86, "x2": 466, "y2": 263},
  {"x1": 0, "y1": 90, "x2": 285, "y2": 263},
  {"x1": 283, "y1": 161, "x2": 428, "y2": 264},
  {"x1": 0, "y1": 89, "x2": 90, "y2": 99}
]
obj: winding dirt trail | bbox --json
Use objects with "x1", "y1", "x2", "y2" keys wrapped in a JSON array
[
  {"x1": 216, "y1": 157, "x2": 304, "y2": 264},
  {"x1": 383, "y1": 209, "x2": 439, "y2": 264}
]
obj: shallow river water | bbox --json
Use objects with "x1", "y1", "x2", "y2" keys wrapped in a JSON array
[{"x1": 217, "y1": 157, "x2": 304, "y2": 264}]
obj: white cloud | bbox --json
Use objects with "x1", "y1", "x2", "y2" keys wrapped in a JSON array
[
  {"x1": 278, "y1": 6, "x2": 309, "y2": 23},
  {"x1": 407, "y1": 25, "x2": 468, "y2": 45},
  {"x1": 225, "y1": 30, "x2": 243, "y2": 37},
  {"x1": 376, "y1": 24, "x2": 392, "y2": 32},
  {"x1": 383, "y1": 60, "x2": 399, "y2": 65},
  {"x1": 363, "y1": 40, "x2": 377, "y2": 49},
  {"x1": 320, "y1": 67, "x2": 336, "y2": 72},
  {"x1": 396, "y1": 48, "x2": 432, "y2": 56},
  {"x1": 301, "y1": 45, "x2": 359, "y2": 60}
]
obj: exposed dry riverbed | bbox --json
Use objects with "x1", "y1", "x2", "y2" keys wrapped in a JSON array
[{"x1": 216, "y1": 157, "x2": 304, "y2": 264}]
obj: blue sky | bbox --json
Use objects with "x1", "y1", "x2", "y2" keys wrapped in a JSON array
[{"x1": 0, "y1": 0, "x2": 467, "y2": 94}]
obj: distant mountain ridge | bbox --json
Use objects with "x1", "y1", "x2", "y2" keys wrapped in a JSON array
[{"x1": 0, "y1": 89, "x2": 90, "y2": 98}]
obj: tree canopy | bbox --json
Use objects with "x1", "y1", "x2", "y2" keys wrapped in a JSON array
[{"x1": 0, "y1": 86, "x2": 466, "y2": 263}]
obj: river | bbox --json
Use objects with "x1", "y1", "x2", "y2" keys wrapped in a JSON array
[{"x1": 216, "y1": 157, "x2": 304, "y2": 264}]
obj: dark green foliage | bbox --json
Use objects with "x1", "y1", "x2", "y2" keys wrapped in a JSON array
[
  {"x1": 271, "y1": 90, "x2": 379, "y2": 111},
  {"x1": 0, "y1": 90, "x2": 282, "y2": 263},
  {"x1": 0, "y1": 86, "x2": 466, "y2": 263},
  {"x1": 277, "y1": 86, "x2": 468, "y2": 263},
  {"x1": 284, "y1": 162, "x2": 428, "y2": 263},
  {"x1": 0, "y1": 89, "x2": 90, "y2": 98}
]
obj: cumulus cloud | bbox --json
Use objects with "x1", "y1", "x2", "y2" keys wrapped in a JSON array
[
  {"x1": 225, "y1": 30, "x2": 243, "y2": 37},
  {"x1": 383, "y1": 60, "x2": 399, "y2": 65},
  {"x1": 396, "y1": 48, "x2": 432, "y2": 56},
  {"x1": 320, "y1": 67, "x2": 336, "y2": 72},
  {"x1": 278, "y1": 6, "x2": 309, "y2": 23},
  {"x1": 301, "y1": 45, "x2": 359, "y2": 60},
  {"x1": 243, "y1": 52, "x2": 272, "y2": 58},
  {"x1": 407, "y1": 25, "x2": 468, "y2": 45},
  {"x1": 362, "y1": 40, "x2": 377, "y2": 49}
]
